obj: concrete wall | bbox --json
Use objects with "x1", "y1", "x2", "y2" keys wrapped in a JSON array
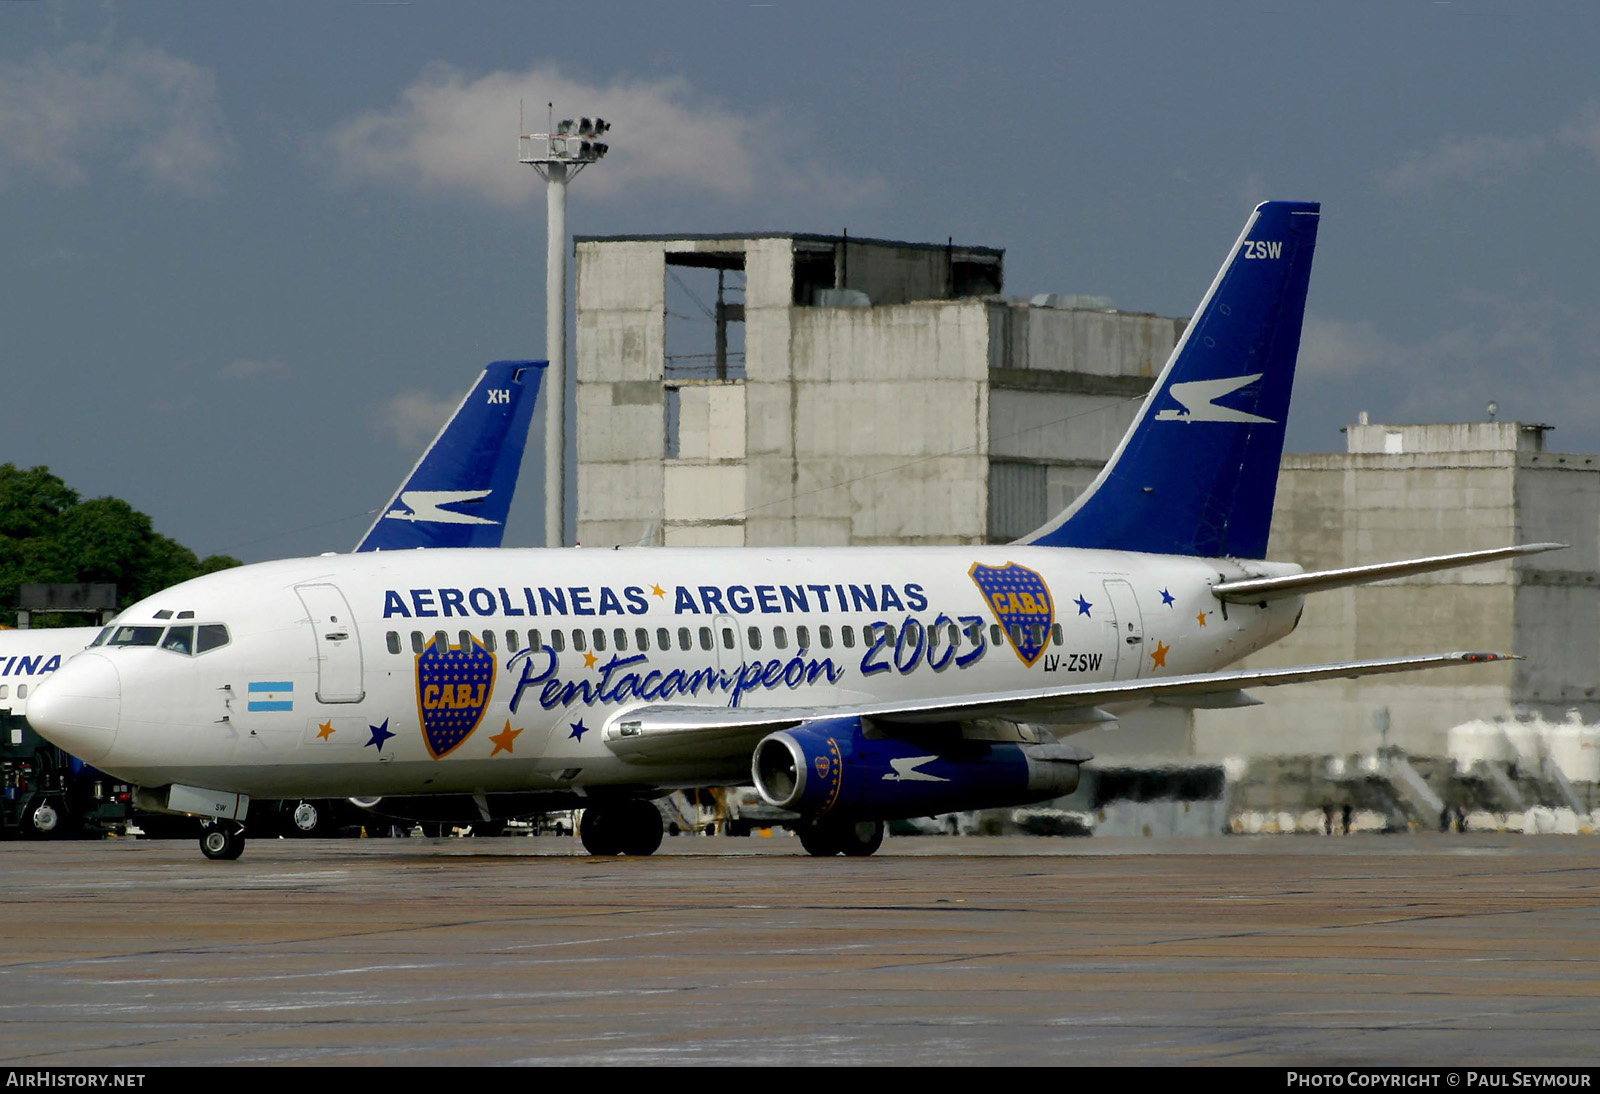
[
  {"x1": 991, "y1": 304, "x2": 1183, "y2": 381},
  {"x1": 575, "y1": 240, "x2": 670, "y2": 547},
  {"x1": 752, "y1": 299, "x2": 992, "y2": 546},
  {"x1": 983, "y1": 304, "x2": 1173, "y2": 542},
  {"x1": 1346, "y1": 421, "x2": 1547, "y2": 456},
  {"x1": 1513, "y1": 451, "x2": 1600, "y2": 716},
  {"x1": 577, "y1": 237, "x2": 1170, "y2": 552},
  {"x1": 1194, "y1": 425, "x2": 1600, "y2": 760}
]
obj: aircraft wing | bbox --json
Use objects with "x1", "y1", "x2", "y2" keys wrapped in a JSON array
[{"x1": 599, "y1": 650, "x2": 1515, "y2": 763}]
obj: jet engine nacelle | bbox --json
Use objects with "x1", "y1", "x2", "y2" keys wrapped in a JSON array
[{"x1": 751, "y1": 716, "x2": 1082, "y2": 821}]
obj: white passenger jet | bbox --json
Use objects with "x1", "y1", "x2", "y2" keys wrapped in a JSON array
[{"x1": 28, "y1": 203, "x2": 1558, "y2": 860}]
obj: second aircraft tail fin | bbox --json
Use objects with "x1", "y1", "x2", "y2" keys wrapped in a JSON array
[{"x1": 355, "y1": 360, "x2": 546, "y2": 552}]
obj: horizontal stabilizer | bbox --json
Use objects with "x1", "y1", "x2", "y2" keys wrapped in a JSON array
[
  {"x1": 1213, "y1": 542, "x2": 1566, "y2": 603},
  {"x1": 599, "y1": 650, "x2": 1516, "y2": 761}
]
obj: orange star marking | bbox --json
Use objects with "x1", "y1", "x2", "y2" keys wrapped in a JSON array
[
  {"x1": 316, "y1": 721, "x2": 336, "y2": 740},
  {"x1": 583, "y1": 650, "x2": 598, "y2": 669},
  {"x1": 1196, "y1": 612, "x2": 1208, "y2": 628},
  {"x1": 650, "y1": 583, "x2": 666, "y2": 598},
  {"x1": 489, "y1": 721, "x2": 523, "y2": 756},
  {"x1": 1149, "y1": 640, "x2": 1170, "y2": 669}
]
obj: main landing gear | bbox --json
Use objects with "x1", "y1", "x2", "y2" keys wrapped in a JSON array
[
  {"x1": 797, "y1": 818, "x2": 884, "y2": 857},
  {"x1": 579, "y1": 800, "x2": 664, "y2": 856},
  {"x1": 199, "y1": 820, "x2": 246, "y2": 861},
  {"x1": 21, "y1": 798, "x2": 65, "y2": 839},
  {"x1": 288, "y1": 800, "x2": 326, "y2": 837}
]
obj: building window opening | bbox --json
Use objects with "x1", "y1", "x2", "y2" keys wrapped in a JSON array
[{"x1": 665, "y1": 255, "x2": 745, "y2": 381}]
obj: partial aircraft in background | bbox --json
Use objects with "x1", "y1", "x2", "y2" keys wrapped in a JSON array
[{"x1": 29, "y1": 204, "x2": 1561, "y2": 860}]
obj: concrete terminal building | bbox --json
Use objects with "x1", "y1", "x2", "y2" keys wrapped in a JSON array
[{"x1": 573, "y1": 232, "x2": 1181, "y2": 549}]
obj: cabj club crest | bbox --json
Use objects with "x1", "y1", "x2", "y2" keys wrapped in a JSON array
[
  {"x1": 969, "y1": 562, "x2": 1055, "y2": 667},
  {"x1": 415, "y1": 638, "x2": 496, "y2": 759}
]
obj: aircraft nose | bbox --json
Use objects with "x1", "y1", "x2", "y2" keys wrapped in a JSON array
[{"x1": 28, "y1": 653, "x2": 121, "y2": 765}]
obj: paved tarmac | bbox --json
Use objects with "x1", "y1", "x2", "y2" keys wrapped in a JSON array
[{"x1": 0, "y1": 832, "x2": 1597, "y2": 1066}]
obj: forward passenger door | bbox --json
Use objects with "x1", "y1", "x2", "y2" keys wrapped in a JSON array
[{"x1": 295, "y1": 583, "x2": 365, "y2": 703}]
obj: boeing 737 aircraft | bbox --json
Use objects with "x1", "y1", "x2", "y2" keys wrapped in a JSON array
[
  {"x1": 2, "y1": 360, "x2": 543, "y2": 835},
  {"x1": 29, "y1": 203, "x2": 1558, "y2": 860}
]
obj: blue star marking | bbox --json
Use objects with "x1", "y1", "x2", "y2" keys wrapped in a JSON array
[
  {"x1": 1074, "y1": 595, "x2": 1092, "y2": 617},
  {"x1": 366, "y1": 718, "x2": 395, "y2": 752},
  {"x1": 1160, "y1": 588, "x2": 1175, "y2": 607},
  {"x1": 569, "y1": 719, "x2": 589, "y2": 741}
]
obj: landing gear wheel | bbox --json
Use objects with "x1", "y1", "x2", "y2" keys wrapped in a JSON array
[
  {"x1": 618, "y1": 800, "x2": 663, "y2": 856},
  {"x1": 838, "y1": 819, "x2": 884, "y2": 857},
  {"x1": 579, "y1": 806, "x2": 623, "y2": 855},
  {"x1": 798, "y1": 822, "x2": 839, "y2": 857},
  {"x1": 199, "y1": 822, "x2": 246, "y2": 861},
  {"x1": 580, "y1": 801, "x2": 663, "y2": 856},
  {"x1": 22, "y1": 798, "x2": 64, "y2": 839},
  {"x1": 289, "y1": 800, "x2": 324, "y2": 837},
  {"x1": 799, "y1": 818, "x2": 884, "y2": 857}
]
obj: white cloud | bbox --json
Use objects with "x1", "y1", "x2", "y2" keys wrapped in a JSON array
[
  {"x1": 1297, "y1": 315, "x2": 1397, "y2": 379},
  {"x1": 1378, "y1": 132, "x2": 1547, "y2": 196},
  {"x1": 1557, "y1": 103, "x2": 1600, "y2": 163},
  {"x1": 0, "y1": 40, "x2": 229, "y2": 194},
  {"x1": 318, "y1": 61, "x2": 880, "y2": 207},
  {"x1": 374, "y1": 389, "x2": 456, "y2": 450}
]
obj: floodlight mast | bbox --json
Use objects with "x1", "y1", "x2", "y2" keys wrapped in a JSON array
[{"x1": 519, "y1": 108, "x2": 612, "y2": 547}]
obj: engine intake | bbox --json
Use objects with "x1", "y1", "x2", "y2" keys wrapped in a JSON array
[{"x1": 752, "y1": 715, "x2": 1083, "y2": 820}]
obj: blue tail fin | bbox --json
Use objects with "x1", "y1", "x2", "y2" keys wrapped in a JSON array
[
  {"x1": 355, "y1": 360, "x2": 546, "y2": 552},
  {"x1": 1020, "y1": 201, "x2": 1319, "y2": 558}
]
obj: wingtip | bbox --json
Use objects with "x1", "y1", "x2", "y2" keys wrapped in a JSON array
[{"x1": 1457, "y1": 651, "x2": 1522, "y2": 663}]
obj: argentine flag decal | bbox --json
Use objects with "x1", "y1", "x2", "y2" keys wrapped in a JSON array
[{"x1": 247, "y1": 681, "x2": 294, "y2": 712}]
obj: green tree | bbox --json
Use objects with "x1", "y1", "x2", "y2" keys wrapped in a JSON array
[{"x1": 0, "y1": 464, "x2": 241, "y2": 627}]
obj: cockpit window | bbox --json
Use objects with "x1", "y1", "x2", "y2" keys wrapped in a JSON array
[
  {"x1": 160, "y1": 626, "x2": 195, "y2": 655},
  {"x1": 196, "y1": 624, "x2": 229, "y2": 654},
  {"x1": 91, "y1": 626, "x2": 114, "y2": 647},
  {"x1": 107, "y1": 626, "x2": 163, "y2": 647}
]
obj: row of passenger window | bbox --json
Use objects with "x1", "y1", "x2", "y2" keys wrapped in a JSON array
[
  {"x1": 0, "y1": 684, "x2": 28, "y2": 700},
  {"x1": 92, "y1": 624, "x2": 231, "y2": 656},
  {"x1": 385, "y1": 620, "x2": 1069, "y2": 657}
]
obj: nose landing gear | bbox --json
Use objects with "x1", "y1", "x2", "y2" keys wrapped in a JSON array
[{"x1": 199, "y1": 820, "x2": 246, "y2": 861}]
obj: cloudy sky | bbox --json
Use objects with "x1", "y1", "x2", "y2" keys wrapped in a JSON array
[{"x1": 4, "y1": 1, "x2": 1597, "y2": 562}]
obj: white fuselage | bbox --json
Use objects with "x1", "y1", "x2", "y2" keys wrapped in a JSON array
[{"x1": 33, "y1": 546, "x2": 1303, "y2": 798}]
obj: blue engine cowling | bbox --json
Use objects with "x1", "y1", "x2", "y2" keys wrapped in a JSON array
[{"x1": 751, "y1": 715, "x2": 1083, "y2": 821}]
